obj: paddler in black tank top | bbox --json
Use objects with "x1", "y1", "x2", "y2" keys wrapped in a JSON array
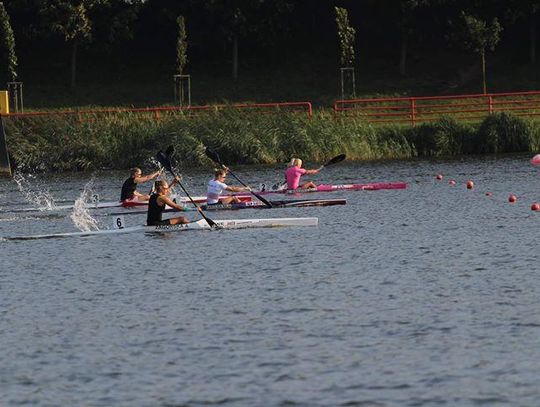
[
  {"x1": 147, "y1": 178, "x2": 189, "y2": 226},
  {"x1": 120, "y1": 167, "x2": 161, "y2": 202}
]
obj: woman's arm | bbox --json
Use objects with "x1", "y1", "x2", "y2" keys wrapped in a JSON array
[
  {"x1": 159, "y1": 195, "x2": 187, "y2": 211},
  {"x1": 225, "y1": 185, "x2": 250, "y2": 192},
  {"x1": 135, "y1": 170, "x2": 161, "y2": 183}
]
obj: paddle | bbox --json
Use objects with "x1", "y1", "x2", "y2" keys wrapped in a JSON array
[
  {"x1": 205, "y1": 147, "x2": 273, "y2": 208},
  {"x1": 320, "y1": 154, "x2": 346, "y2": 169},
  {"x1": 156, "y1": 147, "x2": 218, "y2": 228}
]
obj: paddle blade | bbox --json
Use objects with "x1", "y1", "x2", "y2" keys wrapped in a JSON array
[
  {"x1": 205, "y1": 147, "x2": 223, "y2": 166},
  {"x1": 156, "y1": 150, "x2": 173, "y2": 174},
  {"x1": 324, "y1": 154, "x2": 346, "y2": 167}
]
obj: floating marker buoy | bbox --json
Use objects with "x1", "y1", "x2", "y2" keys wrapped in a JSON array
[
  {"x1": 532, "y1": 203, "x2": 540, "y2": 211},
  {"x1": 466, "y1": 181, "x2": 474, "y2": 189},
  {"x1": 486, "y1": 192, "x2": 493, "y2": 197},
  {"x1": 531, "y1": 154, "x2": 540, "y2": 166},
  {"x1": 449, "y1": 180, "x2": 456, "y2": 185},
  {"x1": 509, "y1": 194, "x2": 517, "y2": 203},
  {"x1": 436, "y1": 174, "x2": 443, "y2": 180}
]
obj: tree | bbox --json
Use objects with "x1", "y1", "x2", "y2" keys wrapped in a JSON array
[
  {"x1": 458, "y1": 13, "x2": 502, "y2": 94},
  {"x1": 335, "y1": 7, "x2": 355, "y2": 67},
  {"x1": 175, "y1": 15, "x2": 187, "y2": 75},
  {"x1": 39, "y1": 0, "x2": 142, "y2": 88},
  {"x1": 0, "y1": 1, "x2": 18, "y2": 83},
  {"x1": 397, "y1": 0, "x2": 429, "y2": 76},
  {"x1": 41, "y1": 0, "x2": 93, "y2": 89},
  {"x1": 505, "y1": 0, "x2": 540, "y2": 64},
  {"x1": 204, "y1": 0, "x2": 294, "y2": 81}
]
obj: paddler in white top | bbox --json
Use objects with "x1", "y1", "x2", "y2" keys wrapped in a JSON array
[{"x1": 207, "y1": 168, "x2": 251, "y2": 205}]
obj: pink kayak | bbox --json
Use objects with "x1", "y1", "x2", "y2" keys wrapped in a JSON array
[{"x1": 238, "y1": 182, "x2": 407, "y2": 197}]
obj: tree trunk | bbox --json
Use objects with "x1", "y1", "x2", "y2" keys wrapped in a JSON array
[
  {"x1": 71, "y1": 40, "x2": 78, "y2": 89},
  {"x1": 399, "y1": 35, "x2": 408, "y2": 76},
  {"x1": 530, "y1": 10, "x2": 537, "y2": 65},
  {"x1": 232, "y1": 34, "x2": 238, "y2": 81},
  {"x1": 481, "y1": 51, "x2": 486, "y2": 94}
]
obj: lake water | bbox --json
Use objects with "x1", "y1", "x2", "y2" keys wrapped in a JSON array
[{"x1": 1, "y1": 155, "x2": 540, "y2": 406}]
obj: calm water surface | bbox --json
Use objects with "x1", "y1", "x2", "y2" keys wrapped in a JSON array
[{"x1": 1, "y1": 156, "x2": 540, "y2": 406}]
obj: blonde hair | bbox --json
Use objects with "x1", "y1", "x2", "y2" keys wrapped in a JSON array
[{"x1": 292, "y1": 158, "x2": 302, "y2": 167}]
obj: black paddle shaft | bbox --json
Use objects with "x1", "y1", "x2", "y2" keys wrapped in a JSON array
[
  {"x1": 205, "y1": 147, "x2": 273, "y2": 208},
  {"x1": 156, "y1": 150, "x2": 218, "y2": 228}
]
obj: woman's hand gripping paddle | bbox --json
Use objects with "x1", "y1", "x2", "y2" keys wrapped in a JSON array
[
  {"x1": 205, "y1": 147, "x2": 273, "y2": 208},
  {"x1": 156, "y1": 146, "x2": 218, "y2": 228}
]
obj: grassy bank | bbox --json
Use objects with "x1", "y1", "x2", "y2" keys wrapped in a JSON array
[{"x1": 4, "y1": 110, "x2": 540, "y2": 172}]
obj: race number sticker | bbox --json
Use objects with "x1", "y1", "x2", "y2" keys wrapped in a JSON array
[{"x1": 114, "y1": 215, "x2": 126, "y2": 229}]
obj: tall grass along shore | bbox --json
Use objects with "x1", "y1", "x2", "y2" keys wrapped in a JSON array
[{"x1": 4, "y1": 110, "x2": 540, "y2": 172}]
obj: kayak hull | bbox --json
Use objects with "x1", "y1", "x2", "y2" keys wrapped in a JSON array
[
  {"x1": 109, "y1": 198, "x2": 347, "y2": 216},
  {"x1": 5, "y1": 217, "x2": 318, "y2": 240}
]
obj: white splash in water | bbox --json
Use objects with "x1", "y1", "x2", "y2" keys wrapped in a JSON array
[
  {"x1": 70, "y1": 178, "x2": 101, "y2": 232},
  {"x1": 12, "y1": 172, "x2": 57, "y2": 210}
]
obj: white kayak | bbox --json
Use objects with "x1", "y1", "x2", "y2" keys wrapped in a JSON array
[
  {"x1": 0, "y1": 195, "x2": 251, "y2": 214},
  {"x1": 5, "y1": 217, "x2": 318, "y2": 240}
]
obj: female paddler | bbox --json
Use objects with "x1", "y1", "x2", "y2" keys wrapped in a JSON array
[
  {"x1": 285, "y1": 158, "x2": 321, "y2": 190},
  {"x1": 207, "y1": 168, "x2": 251, "y2": 205},
  {"x1": 120, "y1": 167, "x2": 162, "y2": 202},
  {"x1": 147, "y1": 178, "x2": 189, "y2": 226}
]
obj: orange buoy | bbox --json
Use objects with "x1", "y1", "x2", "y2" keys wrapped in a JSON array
[
  {"x1": 532, "y1": 203, "x2": 540, "y2": 211},
  {"x1": 449, "y1": 180, "x2": 456, "y2": 185},
  {"x1": 509, "y1": 194, "x2": 517, "y2": 203},
  {"x1": 531, "y1": 154, "x2": 540, "y2": 166},
  {"x1": 436, "y1": 174, "x2": 443, "y2": 180},
  {"x1": 466, "y1": 181, "x2": 474, "y2": 189},
  {"x1": 485, "y1": 192, "x2": 493, "y2": 197}
]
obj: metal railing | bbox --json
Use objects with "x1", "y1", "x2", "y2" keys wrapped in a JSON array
[
  {"x1": 3, "y1": 101, "x2": 313, "y2": 120},
  {"x1": 333, "y1": 91, "x2": 540, "y2": 125}
]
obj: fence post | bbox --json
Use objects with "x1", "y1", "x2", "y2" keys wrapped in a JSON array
[
  {"x1": 7, "y1": 82, "x2": 23, "y2": 113},
  {"x1": 410, "y1": 99, "x2": 416, "y2": 126},
  {"x1": 0, "y1": 115, "x2": 12, "y2": 177},
  {"x1": 488, "y1": 96, "x2": 493, "y2": 114},
  {"x1": 174, "y1": 74, "x2": 191, "y2": 107}
]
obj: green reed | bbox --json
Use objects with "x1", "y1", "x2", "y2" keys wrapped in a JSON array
[{"x1": 3, "y1": 109, "x2": 538, "y2": 172}]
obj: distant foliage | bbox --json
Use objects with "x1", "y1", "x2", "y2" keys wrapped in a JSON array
[
  {"x1": 0, "y1": 1, "x2": 18, "y2": 82},
  {"x1": 412, "y1": 117, "x2": 475, "y2": 156},
  {"x1": 335, "y1": 7, "x2": 356, "y2": 67},
  {"x1": 175, "y1": 15, "x2": 188, "y2": 75},
  {"x1": 476, "y1": 112, "x2": 530, "y2": 154},
  {"x1": 4, "y1": 110, "x2": 540, "y2": 172},
  {"x1": 456, "y1": 13, "x2": 502, "y2": 93}
]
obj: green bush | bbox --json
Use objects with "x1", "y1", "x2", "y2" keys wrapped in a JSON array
[
  {"x1": 475, "y1": 112, "x2": 530, "y2": 153},
  {"x1": 403, "y1": 117, "x2": 474, "y2": 157}
]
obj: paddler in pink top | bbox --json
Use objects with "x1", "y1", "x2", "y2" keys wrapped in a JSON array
[{"x1": 285, "y1": 158, "x2": 321, "y2": 190}]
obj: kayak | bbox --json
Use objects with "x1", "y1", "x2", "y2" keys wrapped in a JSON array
[
  {"x1": 107, "y1": 198, "x2": 347, "y2": 216},
  {"x1": 4, "y1": 217, "x2": 318, "y2": 240},
  {"x1": 0, "y1": 194, "x2": 252, "y2": 214},
  {"x1": 201, "y1": 198, "x2": 346, "y2": 211},
  {"x1": 254, "y1": 182, "x2": 408, "y2": 195}
]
